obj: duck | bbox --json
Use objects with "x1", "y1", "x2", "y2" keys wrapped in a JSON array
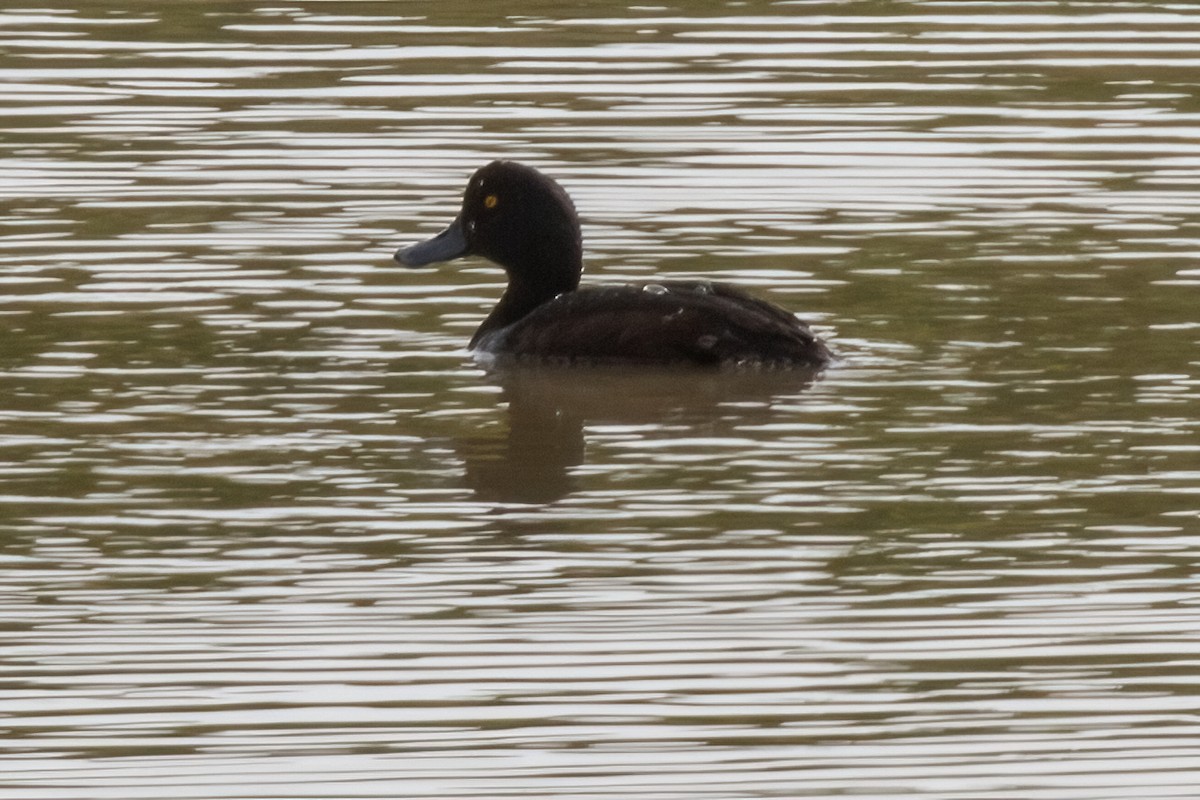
[{"x1": 394, "y1": 161, "x2": 833, "y2": 369}]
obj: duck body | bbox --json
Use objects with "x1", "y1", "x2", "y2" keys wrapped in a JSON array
[
  {"x1": 474, "y1": 281, "x2": 830, "y2": 367},
  {"x1": 395, "y1": 161, "x2": 832, "y2": 369}
]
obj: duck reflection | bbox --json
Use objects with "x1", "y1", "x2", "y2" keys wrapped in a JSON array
[{"x1": 459, "y1": 364, "x2": 822, "y2": 503}]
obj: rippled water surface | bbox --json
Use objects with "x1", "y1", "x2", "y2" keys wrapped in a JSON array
[{"x1": 3, "y1": 1, "x2": 1200, "y2": 798}]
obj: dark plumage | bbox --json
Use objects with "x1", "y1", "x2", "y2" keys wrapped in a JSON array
[{"x1": 395, "y1": 161, "x2": 832, "y2": 369}]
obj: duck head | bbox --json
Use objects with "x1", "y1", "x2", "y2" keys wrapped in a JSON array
[{"x1": 395, "y1": 161, "x2": 583, "y2": 297}]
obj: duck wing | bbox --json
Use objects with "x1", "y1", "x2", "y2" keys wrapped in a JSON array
[{"x1": 481, "y1": 281, "x2": 832, "y2": 368}]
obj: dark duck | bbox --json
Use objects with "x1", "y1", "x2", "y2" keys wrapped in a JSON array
[{"x1": 395, "y1": 161, "x2": 833, "y2": 369}]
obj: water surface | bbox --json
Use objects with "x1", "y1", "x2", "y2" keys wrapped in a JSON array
[{"x1": 2, "y1": 2, "x2": 1199, "y2": 798}]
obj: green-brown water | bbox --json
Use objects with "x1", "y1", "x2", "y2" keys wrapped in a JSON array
[{"x1": 2, "y1": 2, "x2": 1199, "y2": 798}]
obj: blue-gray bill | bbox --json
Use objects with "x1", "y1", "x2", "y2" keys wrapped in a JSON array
[{"x1": 394, "y1": 216, "x2": 469, "y2": 267}]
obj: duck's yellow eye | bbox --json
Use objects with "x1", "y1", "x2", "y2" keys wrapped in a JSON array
[{"x1": 483, "y1": 194, "x2": 499, "y2": 209}]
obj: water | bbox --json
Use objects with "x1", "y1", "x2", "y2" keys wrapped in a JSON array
[{"x1": 2, "y1": 2, "x2": 1200, "y2": 798}]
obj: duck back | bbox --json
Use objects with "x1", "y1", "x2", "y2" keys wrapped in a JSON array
[{"x1": 475, "y1": 281, "x2": 831, "y2": 368}]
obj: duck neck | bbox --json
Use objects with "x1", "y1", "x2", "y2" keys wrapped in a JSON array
[{"x1": 470, "y1": 270, "x2": 579, "y2": 348}]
